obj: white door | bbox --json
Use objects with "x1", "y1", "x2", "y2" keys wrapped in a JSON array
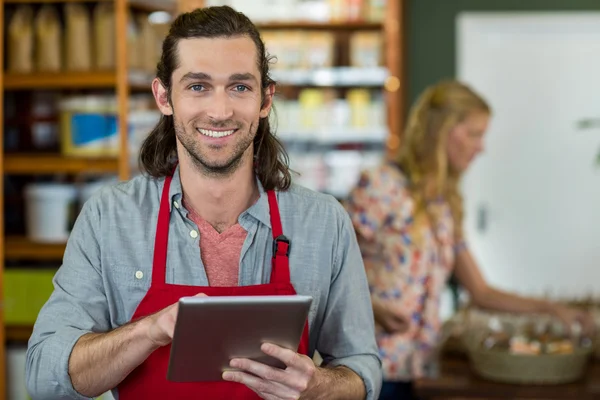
[{"x1": 457, "y1": 13, "x2": 600, "y2": 299}]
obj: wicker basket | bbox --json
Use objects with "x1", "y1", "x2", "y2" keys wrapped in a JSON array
[
  {"x1": 468, "y1": 347, "x2": 591, "y2": 385},
  {"x1": 464, "y1": 330, "x2": 592, "y2": 385}
]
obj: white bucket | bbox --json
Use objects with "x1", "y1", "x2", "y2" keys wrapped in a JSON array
[
  {"x1": 6, "y1": 345, "x2": 28, "y2": 400},
  {"x1": 25, "y1": 183, "x2": 78, "y2": 243}
]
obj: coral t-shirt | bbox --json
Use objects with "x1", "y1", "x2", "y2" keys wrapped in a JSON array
[{"x1": 184, "y1": 200, "x2": 247, "y2": 287}]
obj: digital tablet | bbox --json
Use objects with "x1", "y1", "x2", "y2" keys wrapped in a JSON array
[{"x1": 167, "y1": 295, "x2": 313, "y2": 382}]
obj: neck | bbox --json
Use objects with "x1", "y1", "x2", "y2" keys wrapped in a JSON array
[{"x1": 178, "y1": 154, "x2": 259, "y2": 233}]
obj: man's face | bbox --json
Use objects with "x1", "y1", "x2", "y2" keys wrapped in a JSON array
[{"x1": 153, "y1": 36, "x2": 273, "y2": 176}]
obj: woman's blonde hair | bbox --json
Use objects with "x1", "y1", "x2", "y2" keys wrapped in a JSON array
[{"x1": 396, "y1": 80, "x2": 490, "y2": 240}]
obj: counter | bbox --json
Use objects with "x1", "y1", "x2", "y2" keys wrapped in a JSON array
[{"x1": 414, "y1": 355, "x2": 600, "y2": 400}]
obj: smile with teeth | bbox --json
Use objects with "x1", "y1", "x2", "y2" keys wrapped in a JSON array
[{"x1": 198, "y1": 128, "x2": 236, "y2": 138}]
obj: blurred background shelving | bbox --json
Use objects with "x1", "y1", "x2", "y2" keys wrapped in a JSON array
[{"x1": 0, "y1": 0, "x2": 405, "y2": 398}]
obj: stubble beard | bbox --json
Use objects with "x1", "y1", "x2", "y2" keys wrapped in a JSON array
[{"x1": 174, "y1": 115, "x2": 258, "y2": 178}]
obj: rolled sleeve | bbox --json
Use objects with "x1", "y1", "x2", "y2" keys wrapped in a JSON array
[
  {"x1": 317, "y1": 206, "x2": 382, "y2": 399},
  {"x1": 326, "y1": 355, "x2": 382, "y2": 399},
  {"x1": 26, "y1": 199, "x2": 110, "y2": 399},
  {"x1": 27, "y1": 326, "x2": 91, "y2": 400}
]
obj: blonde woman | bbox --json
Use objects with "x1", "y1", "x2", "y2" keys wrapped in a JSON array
[{"x1": 344, "y1": 80, "x2": 594, "y2": 400}]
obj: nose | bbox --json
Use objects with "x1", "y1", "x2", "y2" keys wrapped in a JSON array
[{"x1": 206, "y1": 89, "x2": 234, "y2": 121}]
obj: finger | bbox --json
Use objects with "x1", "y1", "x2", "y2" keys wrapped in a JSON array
[
  {"x1": 392, "y1": 322, "x2": 409, "y2": 334},
  {"x1": 262, "y1": 343, "x2": 311, "y2": 373},
  {"x1": 222, "y1": 370, "x2": 284, "y2": 398},
  {"x1": 387, "y1": 320, "x2": 407, "y2": 333},
  {"x1": 262, "y1": 394, "x2": 282, "y2": 400},
  {"x1": 195, "y1": 293, "x2": 208, "y2": 297},
  {"x1": 230, "y1": 357, "x2": 290, "y2": 385},
  {"x1": 391, "y1": 312, "x2": 410, "y2": 323}
]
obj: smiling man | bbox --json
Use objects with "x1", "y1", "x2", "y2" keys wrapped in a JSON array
[{"x1": 25, "y1": 6, "x2": 381, "y2": 400}]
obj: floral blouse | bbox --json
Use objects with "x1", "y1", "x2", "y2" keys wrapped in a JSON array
[{"x1": 345, "y1": 164, "x2": 461, "y2": 381}]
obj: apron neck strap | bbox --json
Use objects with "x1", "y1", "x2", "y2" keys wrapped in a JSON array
[
  {"x1": 151, "y1": 175, "x2": 173, "y2": 287},
  {"x1": 152, "y1": 179, "x2": 292, "y2": 287},
  {"x1": 267, "y1": 190, "x2": 291, "y2": 284}
]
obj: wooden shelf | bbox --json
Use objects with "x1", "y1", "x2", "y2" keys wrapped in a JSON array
[
  {"x1": 4, "y1": 0, "x2": 110, "y2": 3},
  {"x1": 256, "y1": 21, "x2": 382, "y2": 30},
  {"x1": 5, "y1": 236, "x2": 66, "y2": 261},
  {"x1": 5, "y1": 325, "x2": 33, "y2": 343},
  {"x1": 4, "y1": 0, "x2": 175, "y2": 12},
  {"x1": 5, "y1": 71, "x2": 116, "y2": 90},
  {"x1": 5, "y1": 70, "x2": 154, "y2": 91},
  {"x1": 4, "y1": 154, "x2": 119, "y2": 174},
  {"x1": 129, "y1": 0, "x2": 177, "y2": 13}
]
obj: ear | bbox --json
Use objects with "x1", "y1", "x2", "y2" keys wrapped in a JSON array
[
  {"x1": 259, "y1": 83, "x2": 275, "y2": 119},
  {"x1": 152, "y1": 78, "x2": 173, "y2": 116}
]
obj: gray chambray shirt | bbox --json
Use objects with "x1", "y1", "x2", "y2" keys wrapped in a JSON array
[{"x1": 25, "y1": 168, "x2": 382, "y2": 399}]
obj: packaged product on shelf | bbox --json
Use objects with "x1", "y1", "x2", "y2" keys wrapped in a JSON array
[
  {"x1": 350, "y1": 32, "x2": 383, "y2": 68},
  {"x1": 329, "y1": 98, "x2": 351, "y2": 129},
  {"x1": 3, "y1": 268, "x2": 58, "y2": 324},
  {"x1": 305, "y1": 32, "x2": 335, "y2": 69},
  {"x1": 59, "y1": 94, "x2": 159, "y2": 158},
  {"x1": 368, "y1": 92, "x2": 387, "y2": 130},
  {"x1": 346, "y1": 0, "x2": 367, "y2": 21},
  {"x1": 288, "y1": 149, "x2": 328, "y2": 192},
  {"x1": 128, "y1": 11, "x2": 142, "y2": 71},
  {"x1": 329, "y1": 0, "x2": 345, "y2": 22},
  {"x1": 329, "y1": 0, "x2": 367, "y2": 22},
  {"x1": 93, "y1": 3, "x2": 116, "y2": 70},
  {"x1": 262, "y1": 31, "x2": 278, "y2": 65},
  {"x1": 137, "y1": 13, "x2": 158, "y2": 73},
  {"x1": 35, "y1": 5, "x2": 62, "y2": 72},
  {"x1": 324, "y1": 150, "x2": 364, "y2": 198},
  {"x1": 346, "y1": 89, "x2": 371, "y2": 128},
  {"x1": 65, "y1": 3, "x2": 92, "y2": 71},
  {"x1": 264, "y1": 31, "x2": 294, "y2": 70},
  {"x1": 7, "y1": 5, "x2": 34, "y2": 73},
  {"x1": 367, "y1": 0, "x2": 386, "y2": 22},
  {"x1": 230, "y1": 0, "x2": 300, "y2": 22},
  {"x1": 31, "y1": 122, "x2": 59, "y2": 150},
  {"x1": 128, "y1": 107, "x2": 162, "y2": 163},
  {"x1": 60, "y1": 95, "x2": 119, "y2": 156},
  {"x1": 299, "y1": 89, "x2": 326, "y2": 129},
  {"x1": 283, "y1": 31, "x2": 305, "y2": 70}
]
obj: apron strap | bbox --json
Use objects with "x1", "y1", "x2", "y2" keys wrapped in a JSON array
[
  {"x1": 152, "y1": 179, "x2": 290, "y2": 287},
  {"x1": 151, "y1": 175, "x2": 173, "y2": 287},
  {"x1": 267, "y1": 190, "x2": 291, "y2": 284}
]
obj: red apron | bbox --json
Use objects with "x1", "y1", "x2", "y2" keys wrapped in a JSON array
[{"x1": 118, "y1": 174, "x2": 310, "y2": 399}]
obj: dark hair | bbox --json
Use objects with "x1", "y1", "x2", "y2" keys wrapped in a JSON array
[{"x1": 139, "y1": 6, "x2": 291, "y2": 191}]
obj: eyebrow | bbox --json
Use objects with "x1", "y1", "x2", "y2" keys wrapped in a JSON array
[
  {"x1": 179, "y1": 72, "x2": 259, "y2": 85},
  {"x1": 229, "y1": 73, "x2": 258, "y2": 85},
  {"x1": 179, "y1": 72, "x2": 211, "y2": 83}
]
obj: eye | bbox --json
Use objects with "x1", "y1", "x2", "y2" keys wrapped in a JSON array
[
  {"x1": 190, "y1": 84, "x2": 205, "y2": 92},
  {"x1": 234, "y1": 85, "x2": 250, "y2": 92}
]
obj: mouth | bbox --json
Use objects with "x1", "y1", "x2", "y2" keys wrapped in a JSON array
[{"x1": 197, "y1": 128, "x2": 237, "y2": 138}]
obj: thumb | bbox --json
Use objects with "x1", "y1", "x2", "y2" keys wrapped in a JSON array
[{"x1": 195, "y1": 293, "x2": 208, "y2": 297}]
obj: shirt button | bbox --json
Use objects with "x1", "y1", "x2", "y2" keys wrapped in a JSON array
[
  {"x1": 174, "y1": 201, "x2": 180, "y2": 209},
  {"x1": 135, "y1": 271, "x2": 144, "y2": 279},
  {"x1": 190, "y1": 230, "x2": 198, "y2": 239}
]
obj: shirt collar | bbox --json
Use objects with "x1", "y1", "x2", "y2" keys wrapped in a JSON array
[{"x1": 167, "y1": 165, "x2": 272, "y2": 228}]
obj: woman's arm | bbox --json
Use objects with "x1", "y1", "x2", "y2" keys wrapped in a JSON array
[
  {"x1": 454, "y1": 248, "x2": 595, "y2": 335},
  {"x1": 371, "y1": 295, "x2": 410, "y2": 334}
]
